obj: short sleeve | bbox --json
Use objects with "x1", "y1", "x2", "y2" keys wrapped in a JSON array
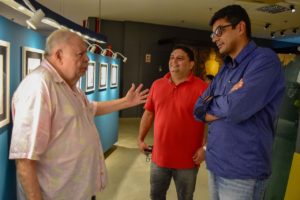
[{"x1": 9, "y1": 75, "x2": 52, "y2": 160}]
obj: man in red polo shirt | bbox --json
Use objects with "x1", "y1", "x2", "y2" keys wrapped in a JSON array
[{"x1": 137, "y1": 45, "x2": 207, "y2": 200}]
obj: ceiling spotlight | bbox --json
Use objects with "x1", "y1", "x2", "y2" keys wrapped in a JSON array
[
  {"x1": 290, "y1": 5, "x2": 296, "y2": 13},
  {"x1": 101, "y1": 49, "x2": 107, "y2": 56},
  {"x1": 89, "y1": 44, "x2": 104, "y2": 53},
  {"x1": 26, "y1": 9, "x2": 45, "y2": 30},
  {"x1": 113, "y1": 52, "x2": 128, "y2": 63},
  {"x1": 101, "y1": 48, "x2": 114, "y2": 57},
  {"x1": 280, "y1": 30, "x2": 285, "y2": 36},
  {"x1": 264, "y1": 23, "x2": 271, "y2": 30},
  {"x1": 270, "y1": 32, "x2": 275, "y2": 38}
]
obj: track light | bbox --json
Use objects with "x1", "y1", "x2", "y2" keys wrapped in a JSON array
[
  {"x1": 290, "y1": 5, "x2": 296, "y2": 13},
  {"x1": 101, "y1": 48, "x2": 115, "y2": 56},
  {"x1": 113, "y1": 52, "x2": 128, "y2": 63},
  {"x1": 264, "y1": 23, "x2": 271, "y2": 30},
  {"x1": 26, "y1": 9, "x2": 45, "y2": 30},
  {"x1": 89, "y1": 44, "x2": 104, "y2": 53}
]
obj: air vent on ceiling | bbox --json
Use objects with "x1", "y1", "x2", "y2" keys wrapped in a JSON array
[{"x1": 257, "y1": 4, "x2": 290, "y2": 13}]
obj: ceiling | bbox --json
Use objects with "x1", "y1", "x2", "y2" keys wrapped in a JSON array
[
  {"x1": 2, "y1": 0, "x2": 300, "y2": 44},
  {"x1": 36, "y1": 0, "x2": 300, "y2": 44}
]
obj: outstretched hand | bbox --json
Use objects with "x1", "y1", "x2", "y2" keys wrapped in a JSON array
[{"x1": 125, "y1": 83, "x2": 149, "y2": 107}]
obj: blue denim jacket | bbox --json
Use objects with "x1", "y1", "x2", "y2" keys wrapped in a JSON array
[{"x1": 194, "y1": 41, "x2": 285, "y2": 179}]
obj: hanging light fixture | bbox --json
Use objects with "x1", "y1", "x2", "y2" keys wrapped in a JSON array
[
  {"x1": 101, "y1": 48, "x2": 114, "y2": 56},
  {"x1": 89, "y1": 44, "x2": 104, "y2": 53},
  {"x1": 112, "y1": 52, "x2": 127, "y2": 63},
  {"x1": 290, "y1": 5, "x2": 296, "y2": 13},
  {"x1": 26, "y1": 9, "x2": 45, "y2": 30}
]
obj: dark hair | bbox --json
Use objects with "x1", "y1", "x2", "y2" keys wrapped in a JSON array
[
  {"x1": 209, "y1": 5, "x2": 251, "y2": 38},
  {"x1": 172, "y1": 45, "x2": 195, "y2": 61}
]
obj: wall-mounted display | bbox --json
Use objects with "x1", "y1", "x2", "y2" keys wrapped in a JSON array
[
  {"x1": 99, "y1": 63, "x2": 108, "y2": 90},
  {"x1": 86, "y1": 61, "x2": 96, "y2": 92},
  {"x1": 110, "y1": 64, "x2": 118, "y2": 88},
  {"x1": 0, "y1": 40, "x2": 10, "y2": 128},
  {"x1": 22, "y1": 47, "x2": 44, "y2": 79}
]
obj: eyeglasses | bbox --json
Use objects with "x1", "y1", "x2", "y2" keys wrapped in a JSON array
[{"x1": 210, "y1": 24, "x2": 232, "y2": 39}]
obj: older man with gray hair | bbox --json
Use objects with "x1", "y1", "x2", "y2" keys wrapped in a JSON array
[{"x1": 9, "y1": 29, "x2": 148, "y2": 200}]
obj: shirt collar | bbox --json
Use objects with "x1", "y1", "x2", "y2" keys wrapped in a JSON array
[
  {"x1": 42, "y1": 59, "x2": 65, "y2": 83},
  {"x1": 224, "y1": 40, "x2": 257, "y2": 68},
  {"x1": 164, "y1": 72, "x2": 194, "y2": 83}
]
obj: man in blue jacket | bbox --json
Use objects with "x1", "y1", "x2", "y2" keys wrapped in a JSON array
[{"x1": 194, "y1": 4, "x2": 285, "y2": 200}]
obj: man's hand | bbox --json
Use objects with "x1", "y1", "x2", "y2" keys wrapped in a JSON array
[
  {"x1": 230, "y1": 79, "x2": 244, "y2": 93},
  {"x1": 95, "y1": 83, "x2": 149, "y2": 115},
  {"x1": 137, "y1": 139, "x2": 149, "y2": 153},
  {"x1": 205, "y1": 113, "x2": 218, "y2": 122},
  {"x1": 125, "y1": 83, "x2": 149, "y2": 106},
  {"x1": 192, "y1": 147, "x2": 205, "y2": 165}
]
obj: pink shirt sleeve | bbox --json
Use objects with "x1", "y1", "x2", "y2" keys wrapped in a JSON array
[{"x1": 9, "y1": 75, "x2": 52, "y2": 160}]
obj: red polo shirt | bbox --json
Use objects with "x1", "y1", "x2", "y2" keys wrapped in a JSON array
[{"x1": 145, "y1": 73, "x2": 207, "y2": 168}]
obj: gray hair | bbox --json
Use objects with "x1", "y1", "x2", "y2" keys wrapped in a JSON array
[{"x1": 44, "y1": 29, "x2": 82, "y2": 57}]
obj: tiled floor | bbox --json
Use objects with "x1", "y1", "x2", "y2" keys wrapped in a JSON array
[{"x1": 96, "y1": 118, "x2": 209, "y2": 200}]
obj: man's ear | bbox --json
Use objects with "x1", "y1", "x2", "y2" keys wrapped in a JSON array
[
  {"x1": 55, "y1": 49, "x2": 63, "y2": 64},
  {"x1": 238, "y1": 21, "x2": 246, "y2": 36},
  {"x1": 190, "y1": 61, "x2": 195, "y2": 70}
]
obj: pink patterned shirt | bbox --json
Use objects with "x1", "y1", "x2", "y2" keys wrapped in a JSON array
[{"x1": 9, "y1": 59, "x2": 107, "y2": 200}]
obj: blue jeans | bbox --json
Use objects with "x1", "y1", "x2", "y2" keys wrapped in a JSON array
[
  {"x1": 208, "y1": 170, "x2": 268, "y2": 200},
  {"x1": 150, "y1": 162, "x2": 198, "y2": 200}
]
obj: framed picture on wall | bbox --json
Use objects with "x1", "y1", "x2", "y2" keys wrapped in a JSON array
[
  {"x1": 86, "y1": 61, "x2": 96, "y2": 92},
  {"x1": 110, "y1": 64, "x2": 118, "y2": 88},
  {"x1": 0, "y1": 40, "x2": 10, "y2": 128},
  {"x1": 22, "y1": 46, "x2": 44, "y2": 79},
  {"x1": 99, "y1": 63, "x2": 108, "y2": 90}
]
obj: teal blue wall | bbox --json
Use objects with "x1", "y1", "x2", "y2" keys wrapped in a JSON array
[
  {"x1": 0, "y1": 16, "x2": 120, "y2": 199},
  {"x1": 85, "y1": 54, "x2": 121, "y2": 151}
]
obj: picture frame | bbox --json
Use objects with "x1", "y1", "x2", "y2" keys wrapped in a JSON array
[
  {"x1": 85, "y1": 61, "x2": 96, "y2": 92},
  {"x1": 110, "y1": 64, "x2": 118, "y2": 88},
  {"x1": 99, "y1": 63, "x2": 108, "y2": 90},
  {"x1": 22, "y1": 46, "x2": 44, "y2": 79},
  {"x1": 0, "y1": 40, "x2": 10, "y2": 128}
]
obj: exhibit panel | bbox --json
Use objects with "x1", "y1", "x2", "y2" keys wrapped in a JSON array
[
  {"x1": 22, "y1": 46, "x2": 44, "y2": 79},
  {"x1": 0, "y1": 40, "x2": 10, "y2": 128},
  {"x1": 86, "y1": 61, "x2": 96, "y2": 92},
  {"x1": 110, "y1": 64, "x2": 118, "y2": 88},
  {"x1": 99, "y1": 63, "x2": 108, "y2": 90}
]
